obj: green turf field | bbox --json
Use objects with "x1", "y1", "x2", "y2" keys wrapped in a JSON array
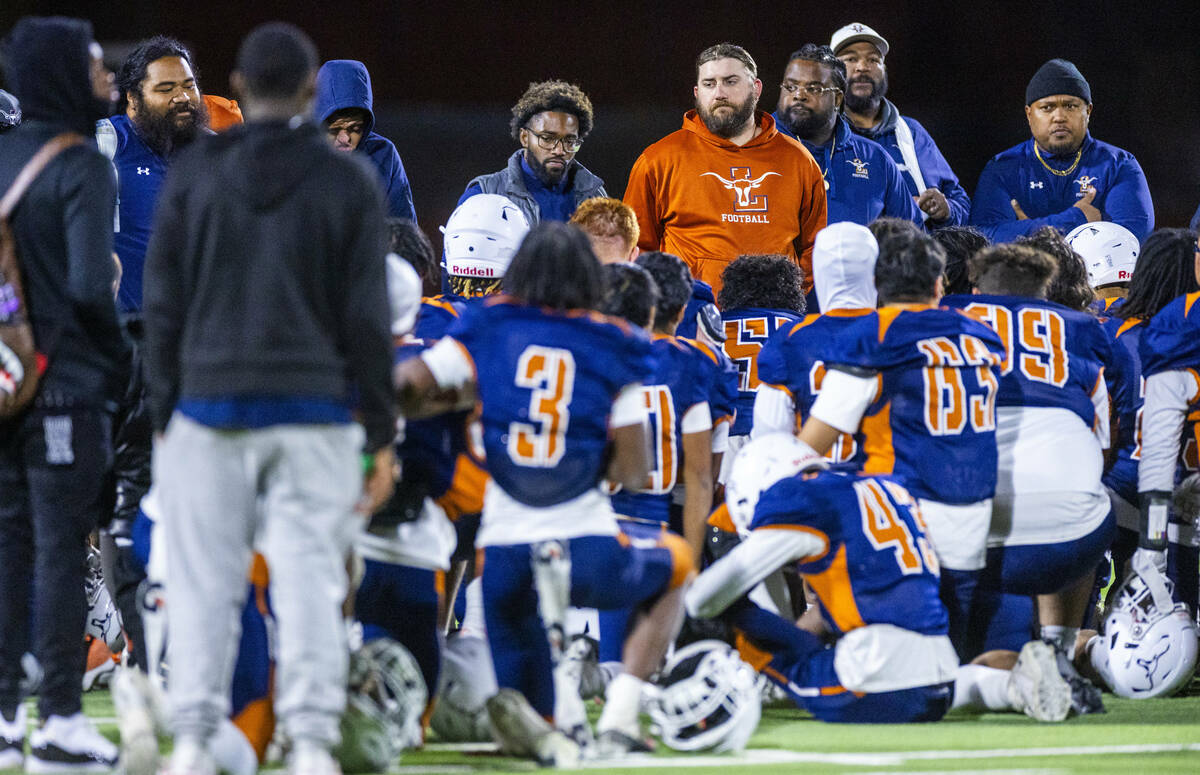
[{"x1": 5, "y1": 687, "x2": 1198, "y2": 774}]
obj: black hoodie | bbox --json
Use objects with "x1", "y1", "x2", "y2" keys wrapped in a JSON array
[
  {"x1": 0, "y1": 17, "x2": 131, "y2": 411},
  {"x1": 142, "y1": 119, "x2": 395, "y2": 452}
]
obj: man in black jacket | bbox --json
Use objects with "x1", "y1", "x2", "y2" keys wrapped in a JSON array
[
  {"x1": 0, "y1": 16, "x2": 129, "y2": 772},
  {"x1": 142, "y1": 23, "x2": 395, "y2": 775}
]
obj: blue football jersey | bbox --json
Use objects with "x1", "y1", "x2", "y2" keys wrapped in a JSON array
[
  {"x1": 1101, "y1": 315, "x2": 1146, "y2": 503},
  {"x1": 943, "y1": 294, "x2": 1118, "y2": 430},
  {"x1": 448, "y1": 297, "x2": 655, "y2": 507},
  {"x1": 819, "y1": 306, "x2": 1006, "y2": 504},
  {"x1": 611, "y1": 335, "x2": 713, "y2": 523},
  {"x1": 721, "y1": 307, "x2": 804, "y2": 436},
  {"x1": 683, "y1": 338, "x2": 740, "y2": 432},
  {"x1": 397, "y1": 297, "x2": 486, "y2": 518},
  {"x1": 1140, "y1": 292, "x2": 1200, "y2": 378},
  {"x1": 757, "y1": 310, "x2": 875, "y2": 469},
  {"x1": 751, "y1": 471, "x2": 947, "y2": 637}
]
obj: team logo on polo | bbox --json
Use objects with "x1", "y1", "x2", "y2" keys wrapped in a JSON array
[
  {"x1": 702, "y1": 168, "x2": 779, "y2": 220},
  {"x1": 851, "y1": 23, "x2": 866, "y2": 32},
  {"x1": 1076, "y1": 175, "x2": 1097, "y2": 194},
  {"x1": 1030, "y1": 181, "x2": 1044, "y2": 189},
  {"x1": 848, "y1": 158, "x2": 870, "y2": 179}
]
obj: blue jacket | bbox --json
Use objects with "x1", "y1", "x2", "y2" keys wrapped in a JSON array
[
  {"x1": 459, "y1": 150, "x2": 606, "y2": 225},
  {"x1": 96, "y1": 114, "x2": 167, "y2": 314},
  {"x1": 774, "y1": 112, "x2": 922, "y2": 228},
  {"x1": 969, "y1": 134, "x2": 1153, "y2": 243},
  {"x1": 847, "y1": 98, "x2": 971, "y2": 227},
  {"x1": 315, "y1": 60, "x2": 417, "y2": 222}
]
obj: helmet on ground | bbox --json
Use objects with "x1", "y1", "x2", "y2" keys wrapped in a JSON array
[
  {"x1": 724, "y1": 433, "x2": 826, "y2": 536},
  {"x1": 334, "y1": 638, "x2": 427, "y2": 772},
  {"x1": 1065, "y1": 222, "x2": 1139, "y2": 288},
  {"x1": 440, "y1": 194, "x2": 530, "y2": 280},
  {"x1": 1090, "y1": 571, "x2": 1199, "y2": 699},
  {"x1": 650, "y1": 640, "x2": 761, "y2": 752}
]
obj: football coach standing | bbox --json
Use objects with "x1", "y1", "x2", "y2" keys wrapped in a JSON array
[{"x1": 142, "y1": 22, "x2": 395, "y2": 775}]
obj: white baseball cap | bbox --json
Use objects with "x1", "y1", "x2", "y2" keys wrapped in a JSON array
[{"x1": 830, "y1": 22, "x2": 889, "y2": 57}]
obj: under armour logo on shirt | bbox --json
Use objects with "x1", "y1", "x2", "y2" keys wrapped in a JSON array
[
  {"x1": 137, "y1": 167, "x2": 150, "y2": 175},
  {"x1": 1030, "y1": 181, "x2": 1044, "y2": 189}
]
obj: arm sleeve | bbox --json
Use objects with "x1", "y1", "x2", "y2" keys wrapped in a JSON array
[
  {"x1": 1102, "y1": 157, "x2": 1154, "y2": 241},
  {"x1": 809, "y1": 367, "x2": 879, "y2": 434},
  {"x1": 61, "y1": 151, "x2": 130, "y2": 388},
  {"x1": 969, "y1": 160, "x2": 1087, "y2": 242},
  {"x1": 1090, "y1": 371, "x2": 1111, "y2": 450},
  {"x1": 623, "y1": 153, "x2": 662, "y2": 252},
  {"x1": 909, "y1": 120, "x2": 971, "y2": 227},
  {"x1": 752, "y1": 384, "x2": 797, "y2": 438},
  {"x1": 421, "y1": 337, "x2": 475, "y2": 390},
  {"x1": 1138, "y1": 370, "x2": 1200, "y2": 493},
  {"x1": 610, "y1": 382, "x2": 648, "y2": 429},
  {"x1": 685, "y1": 528, "x2": 827, "y2": 619},
  {"x1": 682, "y1": 401, "x2": 713, "y2": 433},
  {"x1": 341, "y1": 167, "x2": 397, "y2": 453},
  {"x1": 142, "y1": 159, "x2": 189, "y2": 432},
  {"x1": 881, "y1": 151, "x2": 924, "y2": 225}
]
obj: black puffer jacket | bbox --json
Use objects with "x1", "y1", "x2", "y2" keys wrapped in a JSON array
[{"x1": 0, "y1": 17, "x2": 130, "y2": 411}]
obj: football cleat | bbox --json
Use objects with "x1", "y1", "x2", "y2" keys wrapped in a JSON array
[
  {"x1": 82, "y1": 636, "x2": 117, "y2": 692},
  {"x1": 85, "y1": 546, "x2": 123, "y2": 652},
  {"x1": 0, "y1": 704, "x2": 25, "y2": 771},
  {"x1": 485, "y1": 689, "x2": 580, "y2": 768},
  {"x1": 26, "y1": 712, "x2": 118, "y2": 773},
  {"x1": 1006, "y1": 640, "x2": 1071, "y2": 722},
  {"x1": 595, "y1": 727, "x2": 654, "y2": 758},
  {"x1": 111, "y1": 666, "x2": 160, "y2": 775}
]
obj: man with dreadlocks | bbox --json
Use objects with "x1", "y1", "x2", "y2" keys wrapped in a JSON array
[{"x1": 459, "y1": 80, "x2": 605, "y2": 225}]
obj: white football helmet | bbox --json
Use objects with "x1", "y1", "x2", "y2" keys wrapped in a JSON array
[
  {"x1": 650, "y1": 640, "x2": 761, "y2": 753},
  {"x1": 440, "y1": 193, "x2": 530, "y2": 280},
  {"x1": 429, "y1": 633, "x2": 498, "y2": 742},
  {"x1": 1065, "y1": 222, "x2": 1140, "y2": 289},
  {"x1": 334, "y1": 638, "x2": 427, "y2": 772},
  {"x1": 1089, "y1": 569, "x2": 1199, "y2": 699},
  {"x1": 724, "y1": 433, "x2": 826, "y2": 536},
  {"x1": 386, "y1": 253, "x2": 421, "y2": 336}
]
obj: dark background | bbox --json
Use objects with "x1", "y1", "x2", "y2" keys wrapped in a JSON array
[{"x1": 5, "y1": 0, "x2": 1199, "y2": 247}]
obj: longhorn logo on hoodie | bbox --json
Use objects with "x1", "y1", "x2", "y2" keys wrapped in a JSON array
[{"x1": 702, "y1": 168, "x2": 780, "y2": 219}]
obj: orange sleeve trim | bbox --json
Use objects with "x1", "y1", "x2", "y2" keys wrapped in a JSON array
[
  {"x1": 762, "y1": 382, "x2": 794, "y2": 399},
  {"x1": 423, "y1": 297, "x2": 461, "y2": 317},
  {"x1": 875, "y1": 307, "x2": 904, "y2": 342}
]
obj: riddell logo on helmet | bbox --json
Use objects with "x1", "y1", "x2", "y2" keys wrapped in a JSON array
[
  {"x1": 1119, "y1": 270, "x2": 1130, "y2": 279},
  {"x1": 451, "y1": 265, "x2": 496, "y2": 277}
]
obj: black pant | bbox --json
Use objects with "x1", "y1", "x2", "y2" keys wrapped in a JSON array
[{"x1": 0, "y1": 408, "x2": 112, "y2": 718}]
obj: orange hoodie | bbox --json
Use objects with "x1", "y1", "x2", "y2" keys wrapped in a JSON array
[{"x1": 624, "y1": 110, "x2": 827, "y2": 295}]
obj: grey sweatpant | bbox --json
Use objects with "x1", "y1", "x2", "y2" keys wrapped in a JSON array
[{"x1": 154, "y1": 413, "x2": 363, "y2": 747}]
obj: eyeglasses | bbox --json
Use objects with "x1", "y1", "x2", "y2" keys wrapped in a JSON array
[
  {"x1": 524, "y1": 128, "x2": 583, "y2": 153},
  {"x1": 780, "y1": 82, "x2": 841, "y2": 97}
]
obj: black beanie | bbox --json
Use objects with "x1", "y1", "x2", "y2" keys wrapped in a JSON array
[{"x1": 1025, "y1": 59, "x2": 1091, "y2": 105}]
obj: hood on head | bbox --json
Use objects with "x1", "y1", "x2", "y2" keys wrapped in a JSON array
[
  {"x1": 814, "y1": 222, "x2": 878, "y2": 311},
  {"x1": 2, "y1": 16, "x2": 97, "y2": 135},
  {"x1": 314, "y1": 59, "x2": 374, "y2": 135}
]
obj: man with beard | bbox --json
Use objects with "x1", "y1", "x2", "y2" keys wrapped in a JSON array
[
  {"x1": 459, "y1": 80, "x2": 605, "y2": 226},
  {"x1": 772, "y1": 44, "x2": 920, "y2": 241},
  {"x1": 97, "y1": 36, "x2": 210, "y2": 317},
  {"x1": 969, "y1": 59, "x2": 1153, "y2": 243},
  {"x1": 830, "y1": 23, "x2": 971, "y2": 228},
  {"x1": 624, "y1": 43, "x2": 826, "y2": 296}
]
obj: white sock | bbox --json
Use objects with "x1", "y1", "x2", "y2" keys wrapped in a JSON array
[
  {"x1": 597, "y1": 673, "x2": 643, "y2": 734},
  {"x1": 1040, "y1": 625, "x2": 1079, "y2": 659},
  {"x1": 459, "y1": 578, "x2": 487, "y2": 637},
  {"x1": 951, "y1": 665, "x2": 1014, "y2": 712}
]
